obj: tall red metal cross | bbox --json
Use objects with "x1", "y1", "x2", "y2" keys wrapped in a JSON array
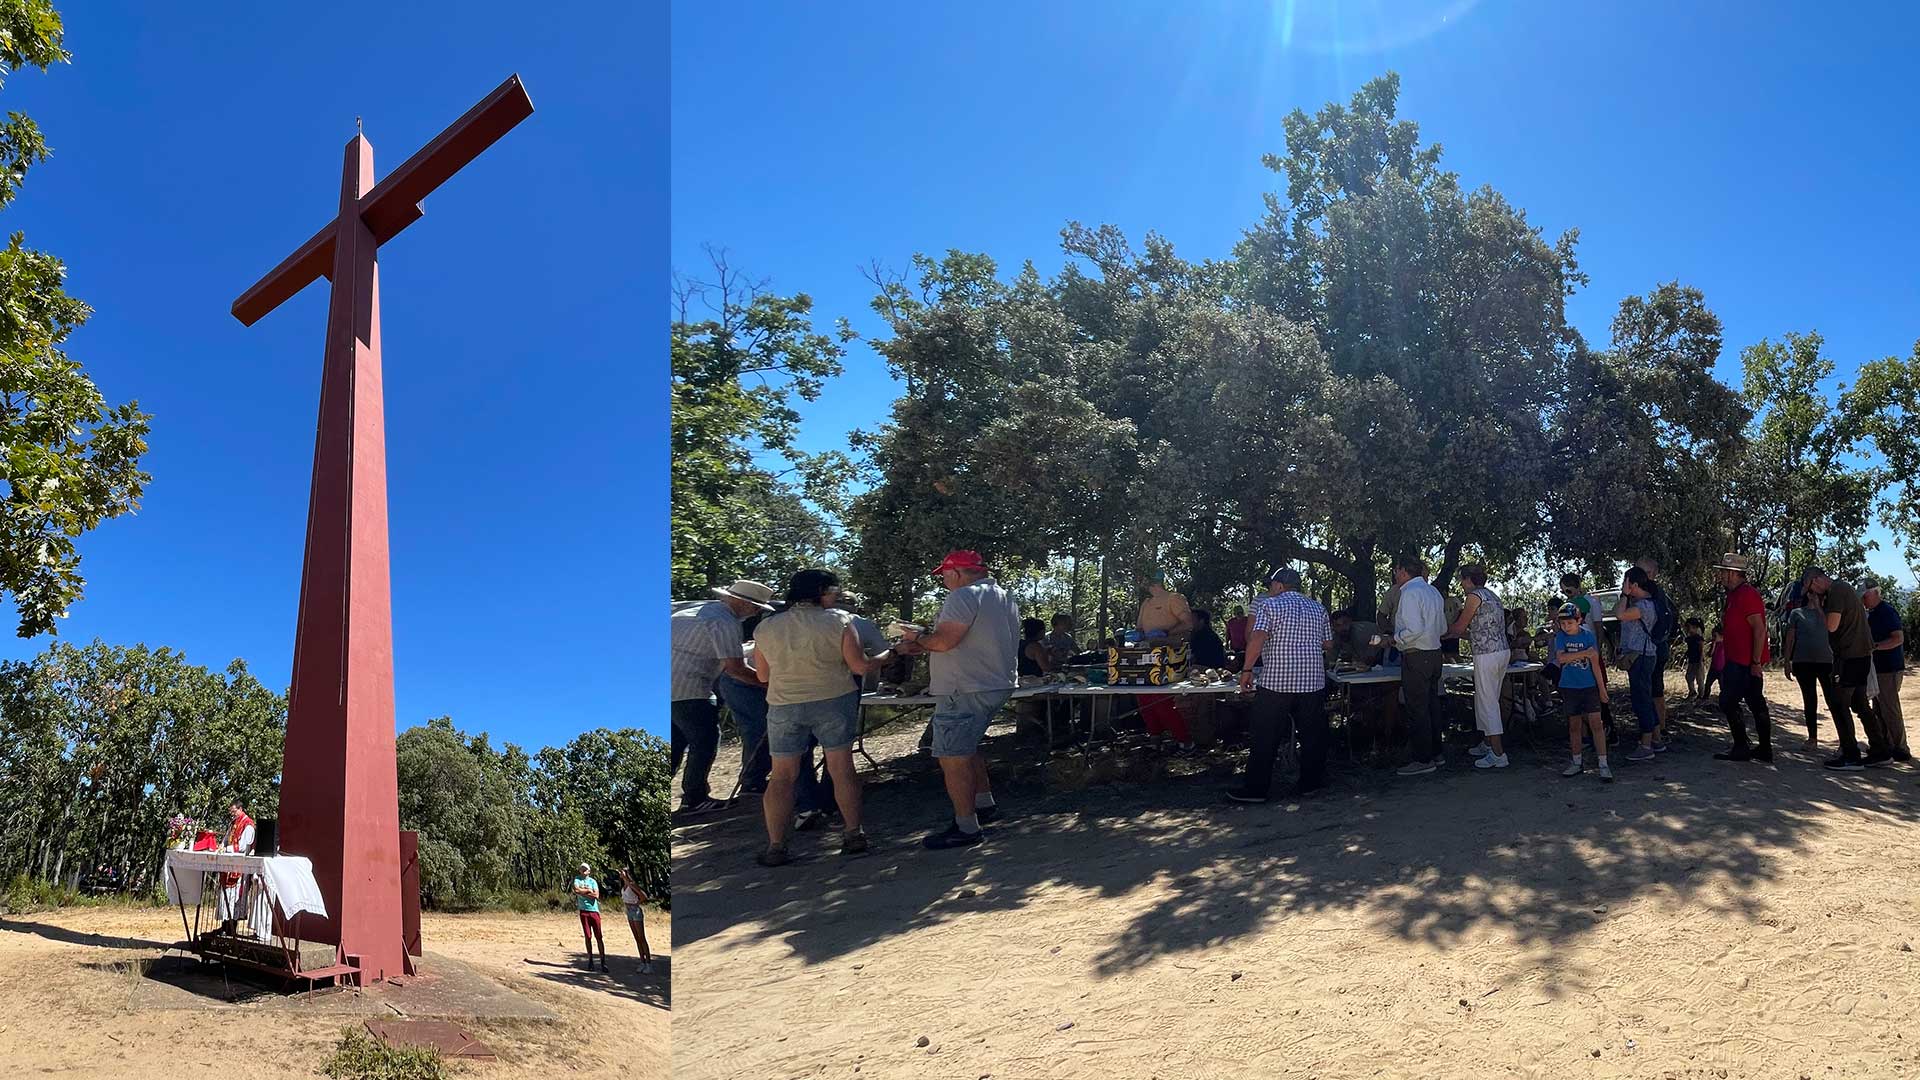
[{"x1": 232, "y1": 75, "x2": 533, "y2": 983}]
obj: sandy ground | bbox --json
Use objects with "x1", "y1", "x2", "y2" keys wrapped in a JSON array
[
  {"x1": 673, "y1": 672, "x2": 1920, "y2": 1079},
  {"x1": 0, "y1": 906, "x2": 668, "y2": 1078}
]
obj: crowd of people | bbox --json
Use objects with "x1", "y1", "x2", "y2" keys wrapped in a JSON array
[
  {"x1": 668, "y1": 547, "x2": 1913, "y2": 865},
  {"x1": 668, "y1": 551, "x2": 1020, "y2": 861}
]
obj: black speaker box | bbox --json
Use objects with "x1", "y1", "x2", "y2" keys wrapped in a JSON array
[{"x1": 255, "y1": 817, "x2": 278, "y2": 857}]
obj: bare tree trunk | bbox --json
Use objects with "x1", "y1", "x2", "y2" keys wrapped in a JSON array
[
  {"x1": 1097, "y1": 546, "x2": 1112, "y2": 647},
  {"x1": 1069, "y1": 552, "x2": 1082, "y2": 632}
]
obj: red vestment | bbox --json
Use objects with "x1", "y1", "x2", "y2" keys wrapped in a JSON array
[{"x1": 223, "y1": 812, "x2": 255, "y2": 888}]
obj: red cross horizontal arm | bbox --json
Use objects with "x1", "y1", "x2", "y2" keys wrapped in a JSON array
[{"x1": 231, "y1": 73, "x2": 534, "y2": 326}]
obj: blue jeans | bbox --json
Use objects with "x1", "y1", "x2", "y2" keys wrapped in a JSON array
[
  {"x1": 1627, "y1": 653, "x2": 1660, "y2": 734},
  {"x1": 715, "y1": 676, "x2": 771, "y2": 792},
  {"x1": 931, "y1": 689, "x2": 1013, "y2": 757},
  {"x1": 767, "y1": 691, "x2": 860, "y2": 755}
]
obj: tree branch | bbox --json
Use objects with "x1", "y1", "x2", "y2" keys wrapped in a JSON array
[
  {"x1": 1432, "y1": 533, "x2": 1466, "y2": 593},
  {"x1": 1271, "y1": 540, "x2": 1357, "y2": 578}
]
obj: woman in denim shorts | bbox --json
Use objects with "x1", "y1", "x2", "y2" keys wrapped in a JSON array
[
  {"x1": 750, "y1": 569, "x2": 895, "y2": 867},
  {"x1": 617, "y1": 866, "x2": 654, "y2": 973}
]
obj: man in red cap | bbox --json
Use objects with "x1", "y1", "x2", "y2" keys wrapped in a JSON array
[{"x1": 898, "y1": 550, "x2": 1021, "y2": 849}]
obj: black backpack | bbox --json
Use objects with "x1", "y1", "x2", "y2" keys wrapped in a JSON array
[{"x1": 1648, "y1": 583, "x2": 1677, "y2": 644}]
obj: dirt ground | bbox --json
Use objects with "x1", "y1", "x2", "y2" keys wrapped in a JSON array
[
  {"x1": 672, "y1": 672, "x2": 1920, "y2": 1079},
  {"x1": 0, "y1": 906, "x2": 668, "y2": 1078}
]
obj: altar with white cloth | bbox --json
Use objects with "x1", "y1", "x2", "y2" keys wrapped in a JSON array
[{"x1": 162, "y1": 850, "x2": 328, "y2": 942}]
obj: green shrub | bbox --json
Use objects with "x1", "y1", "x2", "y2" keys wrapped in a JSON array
[{"x1": 320, "y1": 1028, "x2": 448, "y2": 1080}]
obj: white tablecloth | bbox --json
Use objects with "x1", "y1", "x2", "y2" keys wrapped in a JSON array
[
  {"x1": 861, "y1": 686, "x2": 1053, "y2": 709},
  {"x1": 162, "y1": 851, "x2": 328, "y2": 920},
  {"x1": 1331, "y1": 661, "x2": 1545, "y2": 686},
  {"x1": 1051, "y1": 682, "x2": 1249, "y2": 697}
]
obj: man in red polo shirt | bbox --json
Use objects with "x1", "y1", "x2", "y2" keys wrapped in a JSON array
[{"x1": 1712, "y1": 553, "x2": 1773, "y2": 763}]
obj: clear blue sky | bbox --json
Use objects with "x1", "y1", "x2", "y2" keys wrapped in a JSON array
[
  {"x1": 670, "y1": 1, "x2": 1920, "y2": 587},
  {"x1": 2, "y1": 2, "x2": 666, "y2": 745}
]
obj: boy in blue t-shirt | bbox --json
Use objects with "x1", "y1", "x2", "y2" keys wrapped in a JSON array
[
  {"x1": 1553, "y1": 603, "x2": 1613, "y2": 782},
  {"x1": 570, "y1": 862, "x2": 608, "y2": 973}
]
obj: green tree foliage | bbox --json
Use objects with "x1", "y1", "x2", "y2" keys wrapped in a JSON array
[
  {"x1": 537, "y1": 727, "x2": 672, "y2": 899},
  {"x1": 396, "y1": 718, "x2": 514, "y2": 909},
  {"x1": 0, "y1": 641, "x2": 673, "y2": 907},
  {"x1": 396, "y1": 718, "x2": 670, "y2": 908},
  {"x1": 1735, "y1": 331, "x2": 1879, "y2": 580},
  {"x1": 1548, "y1": 283, "x2": 1751, "y2": 607},
  {"x1": 0, "y1": 3, "x2": 151, "y2": 637},
  {"x1": 0, "y1": 641, "x2": 285, "y2": 894},
  {"x1": 845, "y1": 74, "x2": 1756, "y2": 625},
  {"x1": 1846, "y1": 340, "x2": 1920, "y2": 577},
  {"x1": 671, "y1": 246, "x2": 852, "y2": 596}
]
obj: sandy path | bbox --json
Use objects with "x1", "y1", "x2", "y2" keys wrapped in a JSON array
[
  {"x1": 0, "y1": 907, "x2": 668, "y2": 1078},
  {"x1": 673, "y1": 675, "x2": 1920, "y2": 1079}
]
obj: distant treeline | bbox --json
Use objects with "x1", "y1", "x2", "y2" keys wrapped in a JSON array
[{"x1": 0, "y1": 640, "x2": 669, "y2": 908}]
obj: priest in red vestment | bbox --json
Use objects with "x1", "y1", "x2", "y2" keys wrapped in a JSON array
[{"x1": 218, "y1": 803, "x2": 257, "y2": 935}]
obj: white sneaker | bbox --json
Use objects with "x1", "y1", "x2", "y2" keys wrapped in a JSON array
[
  {"x1": 1598, "y1": 764, "x2": 1614, "y2": 783},
  {"x1": 1468, "y1": 742, "x2": 1493, "y2": 758},
  {"x1": 1560, "y1": 761, "x2": 1583, "y2": 778},
  {"x1": 1474, "y1": 752, "x2": 1509, "y2": 769}
]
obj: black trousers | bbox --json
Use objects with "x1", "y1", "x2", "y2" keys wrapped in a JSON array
[
  {"x1": 1790, "y1": 661, "x2": 1840, "y2": 739},
  {"x1": 1241, "y1": 686, "x2": 1330, "y2": 796},
  {"x1": 1835, "y1": 655, "x2": 1888, "y2": 758},
  {"x1": 792, "y1": 734, "x2": 838, "y2": 814},
  {"x1": 670, "y1": 698, "x2": 721, "y2": 803},
  {"x1": 1719, "y1": 662, "x2": 1772, "y2": 753},
  {"x1": 1402, "y1": 649, "x2": 1445, "y2": 761}
]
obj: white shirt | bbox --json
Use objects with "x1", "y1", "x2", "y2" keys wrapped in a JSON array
[
  {"x1": 1393, "y1": 577, "x2": 1446, "y2": 653},
  {"x1": 669, "y1": 601, "x2": 746, "y2": 701}
]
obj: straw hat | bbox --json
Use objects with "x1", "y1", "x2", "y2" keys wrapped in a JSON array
[
  {"x1": 1710, "y1": 552, "x2": 1753, "y2": 574},
  {"x1": 710, "y1": 579, "x2": 775, "y2": 610}
]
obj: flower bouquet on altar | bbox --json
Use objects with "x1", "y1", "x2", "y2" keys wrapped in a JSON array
[{"x1": 165, "y1": 814, "x2": 200, "y2": 851}]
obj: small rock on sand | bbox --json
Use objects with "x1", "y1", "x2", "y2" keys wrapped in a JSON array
[
  {"x1": 1056, "y1": 1021, "x2": 1074, "y2": 1032},
  {"x1": 915, "y1": 1035, "x2": 929, "y2": 1048}
]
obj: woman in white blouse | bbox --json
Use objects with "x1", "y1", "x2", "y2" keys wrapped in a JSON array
[{"x1": 618, "y1": 866, "x2": 654, "y2": 973}]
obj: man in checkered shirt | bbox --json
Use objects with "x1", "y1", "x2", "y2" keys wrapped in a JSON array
[{"x1": 1228, "y1": 567, "x2": 1334, "y2": 803}]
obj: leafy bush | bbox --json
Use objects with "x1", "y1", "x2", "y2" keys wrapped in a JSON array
[{"x1": 320, "y1": 1028, "x2": 448, "y2": 1080}]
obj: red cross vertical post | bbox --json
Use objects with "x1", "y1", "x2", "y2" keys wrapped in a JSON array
[{"x1": 232, "y1": 75, "x2": 533, "y2": 984}]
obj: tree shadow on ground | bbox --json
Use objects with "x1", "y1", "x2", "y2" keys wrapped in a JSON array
[
  {"x1": 522, "y1": 953, "x2": 667, "y2": 1009},
  {"x1": 673, "y1": 693, "x2": 1920, "y2": 987},
  {"x1": 0, "y1": 918, "x2": 175, "y2": 952}
]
